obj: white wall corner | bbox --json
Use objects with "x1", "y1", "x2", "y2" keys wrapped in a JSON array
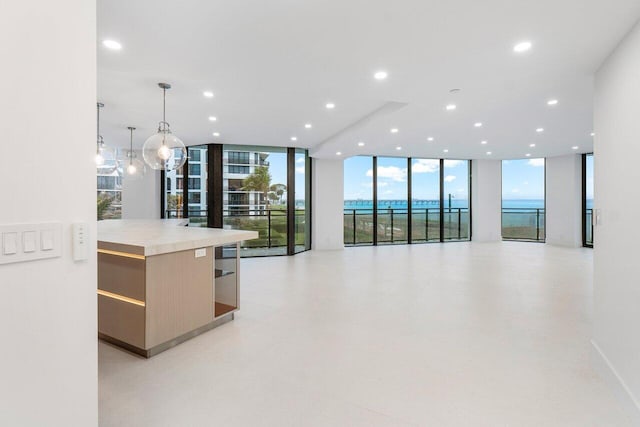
[
  {"x1": 311, "y1": 157, "x2": 344, "y2": 250},
  {"x1": 545, "y1": 154, "x2": 582, "y2": 248},
  {"x1": 593, "y1": 19, "x2": 640, "y2": 425},
  {"x1": 591, "y1": 340, "x2": 640, "y2": 424},
  {"x1": 471, "y1": 159, "x2": 502, "y2": 242}
]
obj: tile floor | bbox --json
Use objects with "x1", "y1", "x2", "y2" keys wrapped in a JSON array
[{"x1": 99, "y1": 242, "x2": 631, "y2": 426}]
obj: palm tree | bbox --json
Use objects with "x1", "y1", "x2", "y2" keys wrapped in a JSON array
[
  {"x1": 97, "y1": 194, "x2": 113, "y2": 220},
  {"x1": 242, "y1": 166, "x2": 272, "y2": 208},
  {"x1": 269, "y1": 183, "x2": 287, "y2": 205}
]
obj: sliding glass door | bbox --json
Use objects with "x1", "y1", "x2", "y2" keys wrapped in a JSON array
[
  {"x1": 343, "y1": 156, "x2": 471, "y2": 247},
  {"x1": 583, "y1": 153, "x2": 594, "y2": 247},
  {"x1": 501, "y1": 158, "x2": 545, "y2": 241}
]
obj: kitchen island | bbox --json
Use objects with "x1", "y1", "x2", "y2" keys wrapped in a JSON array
[{"x1": 97, "y1": 220, "x2": 258, "y2": 357}]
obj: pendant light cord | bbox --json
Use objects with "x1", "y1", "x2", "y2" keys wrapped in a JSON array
[
  {"x1": 158, "y1": 86, "x2": 170, "y2": 133},
  {"x1": 130, "y1": 127, "x2": 134, "y2": 165},
  {"x1": 96, "y1": 103, "x2": 103, "y2": 152},
  {"x1": 163, "y1": 87, "x2": 166, "y2": 123}
]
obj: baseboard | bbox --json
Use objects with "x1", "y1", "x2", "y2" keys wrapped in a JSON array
[{"x1": 591, "y1": 339, "x2": 640, "y2": 424}]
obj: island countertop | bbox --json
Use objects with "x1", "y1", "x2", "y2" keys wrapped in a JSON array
[{"x1": 98, "y1": 219, "x2": 259, "y2": 256}]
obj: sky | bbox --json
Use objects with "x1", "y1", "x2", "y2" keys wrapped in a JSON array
[
  {"x1": 344, "y1": 156, "x2": 550, "y2": 201},
  {"x1": 271, "y1": 152, "x2": 568, "y2": 204},
  {"x1": 343, "y1": 156, "x2": 471, "y2": 201},
  {"x1": 501, "y1": 158, "x2": 546, "y2": 200},
  {"x1": 261, "y1": 150, "x2": 307, "y2": 200}
]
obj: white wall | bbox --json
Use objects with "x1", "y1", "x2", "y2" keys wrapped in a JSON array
[
  {"x1": 0, "y1": 1, "x2": 97, "y2": 426},
  {"x1": 312, "y1": 158, "x2": 344, "y2": 250},
  {"x1": 471, "y1": 159, "x2": 502, "y2": 242},
  {"x1": 123, "y1": 164, "x2": 161, "y2": 219},
  {"x1": 545, "y1": 154, "x2": 582, "y2": 247},
  {"x1": 593, "y1": 20, "x2": 640, "y2": 423}
]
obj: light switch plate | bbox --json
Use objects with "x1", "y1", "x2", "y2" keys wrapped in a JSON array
[
  {"x1": 72, "y1": 223, "x2": 89, "y2": 262},
  {"x1": 3, "y1": 232, "x2": 18, "y2": 255},
  {"x1": 0, "y1": 223, "x2": 62, "y2": 265},
  {"x1": 594, "y1": 209, "x2": 602, "y2": 226},
  {"x1": 23, "y1": 231, "x2": 36, "y2": 253}
]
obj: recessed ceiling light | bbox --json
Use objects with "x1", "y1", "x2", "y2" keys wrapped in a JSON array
[
  {"x1": 390, "y1": 128, "x2": 399, "y2": 133},
  {"x1": 443, "y1": 149, "x2": 449, "y2": 153},
  {"x1": 446, "y1": 104, "x2": 457, "y2": 111},
  {"x1": 374, "y1": 71, "x2": 388, "y2": 80},
  {"x1": 209, "y1": 116, "x2": 217, "y2": 122},
  {"x1": 513, "y1": 41, "x2": 532, "y2": 53},
  {"x1": 102, "y1": 40, "x2": 122, "y2": 50},
  {"x1": 336, "y1": 151, "x2": 342, "y2": 156},
  {"x1": 427, "y1": 137, "x2": 434, "y2": 142},
  {"x1": 486, "y1": 151, "x2": 492, "y2": 155},
  {"x1": 547, "y1": 99, "x2": 558, "y2": 106},
  {"x1": 358, "y1": 142, "x2": 365, "y2": 147},
  {"x1": 291, "y1": 136, "x2": 297, "y2": 141},
  {"x1": 305, "y1": 123, "x2": 312, "y2": 129},
  {"x1": 529, "y1": 143, "x2": 536, "y2": 147},
  {"x1": 590, "y1": 132, "x2": 595, "y2": 137},
  {"x1": 526, "y1": 153, "x2": 531, "y2": 157},
  {"x1": 474, "y1": 122, "x2": 483, "y2": 127},
  {"x1": 213, "y1": 132, "x2": 220, "y2": 137},
  {"x1": 326, "y1": 103, "x2": 335, "y2": 109},
  {"x1": 536, "y1": 128, "x2": 544, "y2": 133},
  {"x1": 481, "y1": 140, "x2": 488, "y2": 145},
  {"x1": 203, "y1": 91, "x2": 214, "y2": 98},
  {"x1": 396, "y1": 146, "x2": 402, "y2": 151},
  {"x1": 572, "y1": 146, "x2": 579, "y2": 150}
]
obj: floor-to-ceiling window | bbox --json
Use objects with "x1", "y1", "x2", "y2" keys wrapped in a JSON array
[
  {"x1": 376, "y1": 157, "x2": 409, "y2": 245},
  {"x1": 223, "y1": 146, "x2": 288, "y2": 256},
  {"x1": 187, "y1": 145, "x2": 208, "y2": 227},
  {"x1": 97, "y1": 150, "x2": 122, "y2": 220},
  {"x1": 161, "y1": 145, "x2": 310, "y2": 257},
  {"x1": 343, "y1": 156, "x2": 374, "y2": 245},
  {"x1": 294, "y1": 148, "x2": 311, "y2": 253},
  {"x1": 344, "y1": 157, "x2": 471, "y2": 247},
  {"x1": 583, "y1": 153, "x2": 594, "y2": 247},
  {"x1": 501, "y1": 158, "x2": 545, "y2": 241},
  {"x1": 164, "y1": 164, "x2": 185, "y2": 219},
  {"x1": 442, "y1": 160, "x2": 471, "y2": 241},
  {"x1": 410, "y1": 159, "x2": 441, "y2": 242}
]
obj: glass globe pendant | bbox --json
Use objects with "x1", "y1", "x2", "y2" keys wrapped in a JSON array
[
  {"x1": 118, "y1": 126, "x2": 146, "y2": 180},
  {"x1": 142, "y1": 83, "x2": 187, "y2": 171},
  {"x1": 95, "y1": 102, "x2": 118, "y2": 174}
]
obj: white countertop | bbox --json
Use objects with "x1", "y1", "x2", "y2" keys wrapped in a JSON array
[{"x1": 98, "y1": 219, "x2": 259, "y2": 256}]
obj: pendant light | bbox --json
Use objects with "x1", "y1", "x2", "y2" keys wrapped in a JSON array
[
  {"x1": 119, "y1": 126, "x2": 146, "y2": 180},
  {"x1": 142, "y1": 83, "x2": 187, "y2": 171},
  {"x1": 95, "y1": 102, "x2": 117, "y2": 174}
]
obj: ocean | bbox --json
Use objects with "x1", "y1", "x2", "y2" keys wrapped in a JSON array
[{"x1": 344, "y1": 199, "x2": 548, "y2": 210}]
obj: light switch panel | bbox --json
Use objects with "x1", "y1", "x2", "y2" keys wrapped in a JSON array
[
  {"x1": 73, "y1": 222, "x2": 89, "y2": 262},
  {"x1": 23, "y1": 231, "x2": 36, "y2": 253},
  {"x1": 0, "y1": 223, "x2": 62, "y2": 265}
]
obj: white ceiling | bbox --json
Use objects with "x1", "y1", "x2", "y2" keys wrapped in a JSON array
[{"x1": 97, "y1": 0, "x2": 640, "y2": 160}]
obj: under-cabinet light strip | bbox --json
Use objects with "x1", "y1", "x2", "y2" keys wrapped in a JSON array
[
  {"x1": 97, "y1": 289, "x2": 146, "y2": 307},
  {"x1": 98, "y1": 249, "x2": 146, "y2": 260}
]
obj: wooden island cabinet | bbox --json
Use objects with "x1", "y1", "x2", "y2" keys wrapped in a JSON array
[{"x1": 97, "y1": 220, "x2": 257, "y2": 357}]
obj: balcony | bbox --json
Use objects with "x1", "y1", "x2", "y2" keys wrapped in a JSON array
[
  {"x1": 164, "y1": 208, "x2": 307, "y2": 254},
  {"x1": 343, "y1": 207, "x2": 470, "y2": 246},
  {"x1": 501, "y1": 208, "x2": 545, "y2": 242}
]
